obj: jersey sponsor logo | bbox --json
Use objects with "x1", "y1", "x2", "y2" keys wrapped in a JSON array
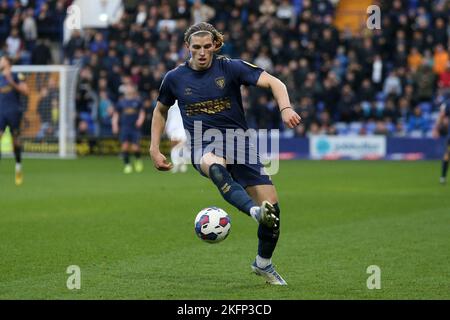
[
  {"x1": 124, "y1": 107, "x2": 138, "y2": 114},
  {"x1": 215, "y1": 76, "x2": 225, "y2": 89},
  {"x1": 186, "y1": 97, "x2": 231, "y2": 116},
  {"x1": 0, "y1": 85, "x2": 13, "y2": 94}
]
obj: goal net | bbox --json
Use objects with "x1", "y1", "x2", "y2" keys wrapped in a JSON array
[{"x1": 1, "y1": 65, "x2": 79, "y2": 158}]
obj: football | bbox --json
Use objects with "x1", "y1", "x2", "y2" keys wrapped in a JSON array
[{"x1": 194, "y1": 207, "x2": 231, "y2": 243}]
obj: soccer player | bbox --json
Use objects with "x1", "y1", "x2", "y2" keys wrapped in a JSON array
[
  {"x1": 0, "y1": 55, "x2": 29, "y2": 185},
  {"x1": 150, "y1": 22, "x2": 301, "y2": 285},
  {"x1": 433, "y1": 98, "x2": 450, "y2": 184},
  {"x1": 112, "y1": 83, "x2": 145, "y2": 174},
  {"x1": 165, "y1": 100, "x2": 189, "y2": 173}
]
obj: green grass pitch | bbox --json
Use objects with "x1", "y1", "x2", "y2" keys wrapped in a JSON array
[{"x1": 0, "y1": 157, "x2": 449, "y2": 299}]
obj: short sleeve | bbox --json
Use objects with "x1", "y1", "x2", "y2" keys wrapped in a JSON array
[
  {"x1": 229, "y1": 59, "x2": 264, "y2": 86},
  {"x1": 157, "y1": 72, "x2": 176, "y2": 107}
]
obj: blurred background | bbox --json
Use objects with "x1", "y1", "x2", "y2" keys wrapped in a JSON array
[{"x1": 0, "y1": 0, "x2": 449, "y2": 158}]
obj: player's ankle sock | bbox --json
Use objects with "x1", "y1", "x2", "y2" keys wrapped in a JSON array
[
  {"x1": 14, "y1": 145, "x2": 22, "y2": 165},
  {"x1": 209, "y1": 163, "x2": 255, "y2": 215},
  {"x1": 122, "y1": 152, "x2": 130, "y2": 165},
  {"x1": 258, "y1": 203, "x2": 280, "y2": 258},
  {"x1": 441, "y1": 160, "x2": 448, "y2": 178},
  {"x1": 134, "y1": 151, "x2": 141, "y2": 160},
  {"x1": 256, "y1": 255, "x2": 272, "y2": 269},
  {"x1": 250, "y1": 207, "x2": 261, "y2": 223},
  {"x1": 15, "y1": 163, "x2": 22, "y2": 172}
]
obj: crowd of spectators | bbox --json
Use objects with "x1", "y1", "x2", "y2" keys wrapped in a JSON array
[
  {"x1": 1, "y1": 0, "x2": 450, "y2": 139},
  {"x1": 0, "y1": 0, "x2": 68, "y2": 64}
]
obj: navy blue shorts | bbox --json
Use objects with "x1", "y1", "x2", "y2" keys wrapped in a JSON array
[
  {"x1": 119, "y1": 127, "x2": 141, "y2": 144},
  {"x1": 0, "y1": 111, "x2": 22, "y2": 135},
  {"x1": 192, "y1": 150, "x2": 273, "y2": 189}
]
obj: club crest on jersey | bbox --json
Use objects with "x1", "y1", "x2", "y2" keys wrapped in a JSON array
[{"x1": 215, "y1": 77, "x2": 225, "y2": 89}]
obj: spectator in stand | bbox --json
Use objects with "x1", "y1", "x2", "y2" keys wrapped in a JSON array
[
  {"x1": 6, "y1": 28, "x2": 23, "y2": 62},
  {"x1": 413, "y1": 64, "x2": 436, "y2": 102},
  {"x1": 191, "y1": 0, "x2": 215, "y2": 24},
  {"x1": 438, "y1": 63, "x2": 450, "y2": 90},
  {"x1": 433, "y1": 44, "x2": 449, "y2": 75},
  {"x1": 22, "y1": 7, "x2": 37, "y2": 51},
  {"x1": 407, "y1": 105, "x2": 429, "y2": 137},
  {"x1": 31, "y1": 39, "x2": 53, "y2": 64},
  {"x1": 383, "y1": 70, "x2": 402, "y2": 98},
  {"x1": 407, "y1": 47, "x2": 423, "y2": 73}
]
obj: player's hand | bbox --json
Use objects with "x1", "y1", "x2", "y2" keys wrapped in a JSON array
[
  {"x1": 112, "y1": 126, "x2": 119, "y2": 135},
  {"x1": 281, "y1": 108, "x2": 301, "y2": 129},
  {"x1": 150, "y1": 150, "x2": 173, "y2": 171}
]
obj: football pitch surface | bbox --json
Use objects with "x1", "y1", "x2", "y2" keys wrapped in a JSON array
[{"x1": 0, "y1": 157, "x2": 449, "y2": 299}]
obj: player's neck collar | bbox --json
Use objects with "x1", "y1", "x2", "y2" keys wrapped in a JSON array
[{"x1": 186, "y1": 55, "x2": 215, "y2": 72}]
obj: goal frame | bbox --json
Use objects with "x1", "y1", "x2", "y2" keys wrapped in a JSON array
[{"x1": 11, "y1": 65, "x2": 79, "y2": 158}]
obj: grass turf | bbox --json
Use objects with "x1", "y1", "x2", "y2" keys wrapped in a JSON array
[{"x1": 0, "y1": 157, "x2": 449, "y2": 299}]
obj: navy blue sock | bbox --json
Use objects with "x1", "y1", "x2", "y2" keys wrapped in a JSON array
[
  {"x1": 258, "y1": 203, "x2": 280, "y2": 259},
  {"x1": 122, "y1": 152, "x2": 130, "y2": 165},
  {"x1": 208, "y1": 163, "x2": 255, "y2": 215},
  {"x1": 14, "y1": 145, "x2": 22, "y2": 164},
  {"x1": 442, "y1": 160, "x2": 448, "y2": 178}
]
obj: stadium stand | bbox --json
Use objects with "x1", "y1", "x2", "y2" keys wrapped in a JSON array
[{"x1": 0, "y1": 0, "x2": 449, "y2": 140}]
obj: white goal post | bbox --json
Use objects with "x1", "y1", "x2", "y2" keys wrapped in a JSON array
[{"x1": 7, "y1": 65, "x2": 79, "y2": 158}]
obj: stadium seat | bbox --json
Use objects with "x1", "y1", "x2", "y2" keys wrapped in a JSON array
[
  {"x1": 335, "y1": 122, "x2": 349, "y2": 135},
  {"x1": 349, "y1": 122, "x2": 363, "y2": 135}
]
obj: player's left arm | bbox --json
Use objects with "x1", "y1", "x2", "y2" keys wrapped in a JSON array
[{"x1": 256, "y1": 71, "x2": 301, "y2": 128}]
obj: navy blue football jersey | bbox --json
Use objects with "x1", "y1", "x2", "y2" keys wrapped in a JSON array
[
  {"x1": 158, "y1": 55, "x2": 264, "y2": 139},
  {"x1": 0, "y1": 73, "x2": 24, "y2": 114},
  {"x1": 115, "y1": 98, "x2": 143, "y2": 127}
]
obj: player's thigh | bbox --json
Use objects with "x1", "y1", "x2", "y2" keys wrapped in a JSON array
[
  {"x1": 246, "y1": 184, "x2": 279, "y2": 206},
  {"x1": 7, "y1": 112, "x2": 22, "y2": 141},
  {"x1": 199, "y1": 152, "x2": 226, "y2": 178}
]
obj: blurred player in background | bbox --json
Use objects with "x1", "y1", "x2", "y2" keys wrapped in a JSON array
[
  {"x1": 0, "y1": 55, "x2": 29, "y2": 185},
  {"x1": 165, "y1": 100, "x2": 189, "y2": 173},
  {"x1": 433, "y1": 97, "x2": 450, "y2": 184},
  {"x1": 150, "y1": 22, "x2": 301, "y2": 285},
  {"x1": 112, "y1": 83, "x2": 145, "y2": 174}
]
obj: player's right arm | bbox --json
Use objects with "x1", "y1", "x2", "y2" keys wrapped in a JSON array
[{"x1": 150, "y1": 101, "x2": 173, "y2": 171}]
